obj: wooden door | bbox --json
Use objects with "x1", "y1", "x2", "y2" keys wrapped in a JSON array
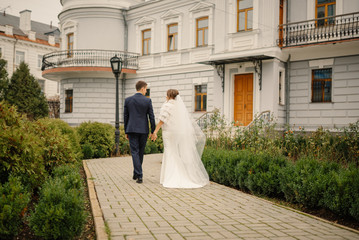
[{"x1": 234, "y1": 74, "x2": 253, "y2": 126}]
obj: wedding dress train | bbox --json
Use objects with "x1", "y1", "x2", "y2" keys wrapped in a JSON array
[{"x1": 159, "y1": 96, "x2": 209, "y2": 188}]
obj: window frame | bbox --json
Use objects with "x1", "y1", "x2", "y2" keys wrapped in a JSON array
[
  {"x1": 315, "y1": 0, "x2": 336, "y2": 26},
  {"x1": 167, "y1": 23, "x2": 178, "y2": 51},
  {"x1": 142, "y1": 29, "x2": 151, "y2": 55},
  {"x1": 37, "y1": 54, "x2": 43, "y2": 69},
  {"x1": 311, "y1": 68, "x2": 332, "y2": 103},
  {"x1": 67, "y1": 33, "x2": 74, "y2": 58},
  {"x1": 237, "y1": 0, "x2": 253, "y2": 32},
  {"x1": 15, "y1": 50, "x2": 25, "y2": 66},
  {"x1": 65, "y1": 89, "x2": 73, "y2": 113},
  {"x1": 196, "y1": 17, "x2": 209, "y2": 47},
  {"x1": 279, "y1": 70, "x2": 285, "y2": 106},
  {"x1": 194, "y1": 85, "x2": 207, "y2": 112}
]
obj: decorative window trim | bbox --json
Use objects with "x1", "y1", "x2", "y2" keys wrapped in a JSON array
[
  {"x1": 135, "y1": 17, "x2": 155, "y2": 55},
  {"x1": 189, "y1": 2, "x2": 214, "y2": 48},
  {"x1": 61, "y1": 20, "x2": 77, "y2": 52},
  {"x1": 160, "y1": 10, "x2": 182, "y2": 52}
]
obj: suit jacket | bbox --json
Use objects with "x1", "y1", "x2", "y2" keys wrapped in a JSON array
[{"x1": 124, "y1": 93, "x2": 155, "y2": 134}]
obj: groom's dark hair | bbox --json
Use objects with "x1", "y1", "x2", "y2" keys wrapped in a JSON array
[{"x1": 136, "y1": 81, "x2": 147, "y2": 91}]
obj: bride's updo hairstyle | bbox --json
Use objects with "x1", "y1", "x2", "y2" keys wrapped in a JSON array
[{"x1": 167, "y1": 89, "x2": 179, "y2": 100}]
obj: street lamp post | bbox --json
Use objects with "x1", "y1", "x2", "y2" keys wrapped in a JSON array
[{"x1": 110, "y1": 55, "x2": 123, "y2": 155}]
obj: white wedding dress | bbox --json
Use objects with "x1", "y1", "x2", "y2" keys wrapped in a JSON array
[{"x1": 159, "y1": 95, "x2": 209, "y2": 188}]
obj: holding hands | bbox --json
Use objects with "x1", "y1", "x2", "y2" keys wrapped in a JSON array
[{"x1": 151, "y1": 132, "x2": 157, "y2": 141}]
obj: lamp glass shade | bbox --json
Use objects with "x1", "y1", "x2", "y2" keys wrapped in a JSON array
[{"x1": 110, "y1": 55, "x2": 123, "y2": 74}]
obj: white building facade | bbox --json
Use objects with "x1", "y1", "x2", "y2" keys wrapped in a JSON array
[
  {"x1": 0, "y1": 10, "x2": 60, "y2": 98},
  {"x1": 43, "y1": 0, "x2": 359, "y2": 130}
]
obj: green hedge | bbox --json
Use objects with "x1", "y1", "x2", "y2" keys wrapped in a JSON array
[
  {"x1": 202, "y1": 146, "x2": 359, "y2": 221},
  {"x1": 29, "y1": 165, "x2": 86, "y2": 240},
  {"x1": 77, "y1": 122, "x2": 163, "y2": 158},
  {"x1": 0, "y1": 102, "x2": 80, "y2": 190},
  {"x1": 0, "y1": 175, "x2": 31, "y2": 239},
  {"x1": 77, "y1": 121, "x2": 115, "y2": 158}
]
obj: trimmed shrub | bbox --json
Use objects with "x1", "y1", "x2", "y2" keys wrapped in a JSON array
[
  {"x1": 37, "y1": 118, "x2": 82, "y2": 160},
  {"x1": 202, "y1": 146, "x2": 359, "y2": 221},
  {"x1": 52, "y1": 165, "x2": 83, "y2": 191},
  {"x1": 29, "y1": 174, "x2": 86, "y2": 239},
  {"x1": 0, "y1": 175, "x2": 31, "y2": 239},
  {"x1": 30, "y1": 120, "x2": 78, "y2": 173},
  {"x1": 246, "y1": 153, "x2": 287, "y2": 197},
  {"x1": 322, "y1": 165, "x2": 359, "y2": 217},
  {"x1": 82, "y1": 142, "x2": 95, "y2": 159},
  {"x1": 0, "y1": 102, "x2": 47, "y2": 188},
  {"x1": 77, "y1": 121, "x2": 115, "y2": 158}
]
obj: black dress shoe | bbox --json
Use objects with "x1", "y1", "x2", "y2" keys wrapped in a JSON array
[
  {"x1": 136, "y1": 178, "x2": 143, "y2": 183},
  {"x1": 133, "y1": 175, "x2": 138, "y2": 180}
]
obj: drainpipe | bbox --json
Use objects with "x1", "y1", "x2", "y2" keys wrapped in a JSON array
[
  {"x1": 121, "y1": 10, "x2": 128, "y2": 123},
  {"x1": 12, "y1": 36, "x2": 18, "y2": 73},
  {"x1": 285, "y1": 54, "x2": 291, "y2": 125},
  {"x1": 285, "y1": 0, "x2": 290, "y2": 125}
]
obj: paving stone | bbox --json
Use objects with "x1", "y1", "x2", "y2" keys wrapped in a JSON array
[{"x1": 86, "y1": 154, "x2": 359, "y2": 240}]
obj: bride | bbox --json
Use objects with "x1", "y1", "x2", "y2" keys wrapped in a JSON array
[{"x1": 151, "y1": 89, "x2": 209, "y2": 188}]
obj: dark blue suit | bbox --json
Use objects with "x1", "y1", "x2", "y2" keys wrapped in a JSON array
[{"x1": 124, "y1": 93, "x2": 155, "y2": 179}]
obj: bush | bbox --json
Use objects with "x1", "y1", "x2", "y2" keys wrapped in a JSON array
[
  {"x1": 0, "y1": 102, "x2": 47, "y2": 188},
  {"x1": 29, "y1": 171, "x2": 86, "y2": 239},
  {"x1": 202, "y1": 146, "x2": 359, "y2": 221},
  {"x1": 322, "y1": 165, "x2": 359, "y2": 217},
  {"x1": 77, "y1": 122, "x2": 115, "y2": 158},
  {"x1": 31, "y1": 120, "x2": 78, "y2": 173},
  {"x1": 0, "y1": 175, "x2": 31, "y2": 239},
  {"x1": 82, "y1": 142, "x2": 95, "y2": 159},
  {"x1": 246, "y1": 153, "x2": 287, "y2": 197},
  {"x1": 37, "y1": 118, "x2": 82, "y2": 160}
]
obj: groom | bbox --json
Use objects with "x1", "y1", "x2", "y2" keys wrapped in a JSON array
[{"x1": 124, "y1": 81, "x2": 155, "y2": 183}]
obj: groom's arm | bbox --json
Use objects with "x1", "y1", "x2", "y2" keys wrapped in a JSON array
[
  {"x1": 148, "y1": 99, "x2": 156, "y2": 134},
  {"x1": 124, "y1": 99, "x2": 129, "y2": 134}
]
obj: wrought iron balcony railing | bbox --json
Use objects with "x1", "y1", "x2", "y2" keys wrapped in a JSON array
[
  {"x1": 41, "y1": 49, "x2": 139, "y2": 71},
  {"x1": 278, "y1": 12, "x2": 359, "y2": 47}
]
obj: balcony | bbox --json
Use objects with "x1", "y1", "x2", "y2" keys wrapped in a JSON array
[
  {"x1": 42, "y1": 49, "x2": 139, "y2": 80},
  {"x1": 278, "y1": 12, "x2": 359, "y2": 48}
]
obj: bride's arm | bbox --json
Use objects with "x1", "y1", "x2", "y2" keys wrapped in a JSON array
[{"x1": 151, "y1": 121, "x2": 164, "y2": 141}]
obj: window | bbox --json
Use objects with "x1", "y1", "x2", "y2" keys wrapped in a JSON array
[
  {"x1": 312, "y1": 68, "x2": 332, "y2": 103},
  {"x1": 38, "y1": 79, "x2": 45, "y2": 93},
  {"x1": 196, "y1": 17, "x2": 208, "y2": 47},
  {"x1": 65, "y1": 89, "x2": 73, "y2": 113},
  {"x1": 67, "y1": 33, "x2": 74, "y2": 57},
  {"x1": 237, "y1": 0, "x2": 253, "y2": 31},
  {"x1": 37, "y1": 55, "x2": 43, "y2": 68},
  {"x1": 279, "y1": 70, "x2": 285, "y2": 105},
  {"x1": 142, "y1": 29, "x2": 151, "y2": 55},
  {"x1": 145, "y1": 88, "x2": 150, "y2": 98},
  {"x1": 168, "y1": 23, "x2": 178, "y2": 51},
  {"x1": 195, "y1": 85, "x2": 207, "y2": 111},
  {"x1": 316, "y1": 0, "x2": 336, "y2": 26},
  {"x1": 15, "y1": 51, "x2": 25, "y2": 66}
]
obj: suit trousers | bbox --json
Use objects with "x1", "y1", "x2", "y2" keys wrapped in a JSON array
[{"x1": 128, "y1": 133, "x2": 148, "y2": 178}]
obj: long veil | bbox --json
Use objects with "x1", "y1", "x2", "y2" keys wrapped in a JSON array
[{"x1": 166, "y1": 95, "x2": 209, "y2": 186}]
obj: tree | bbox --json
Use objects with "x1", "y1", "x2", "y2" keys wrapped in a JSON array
[
  {"x1": 5, "y1": 62, "x2": 49, "y2": 120},
  {"x1": 0, "y1": 54, "x2": 9, "y2": 101}
]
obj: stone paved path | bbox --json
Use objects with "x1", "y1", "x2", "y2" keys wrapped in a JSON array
[{"x1": 86, "y1": 154, "x2": 359, "y2": 240}]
